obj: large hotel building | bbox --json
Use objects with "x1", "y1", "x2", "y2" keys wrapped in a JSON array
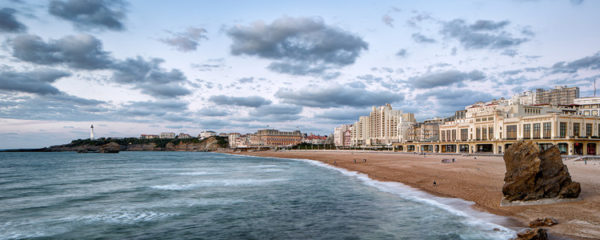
[{"x1": 338, "y1": 86, "x2": 600, "y2": 156}]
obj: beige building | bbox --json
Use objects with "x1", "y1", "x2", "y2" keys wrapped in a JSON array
[
  {"x1": 535, "y1": 86, "x2": 579, "y2": 106},
  {"x1": 160, "y1": 132, "x2": 176, "y2": 139},
  {"x1": 351, "y1": 104, "x2": 416, "y2": 146},
  {"x1": 334, "y1": 124, "x2": 353, "y2": 147},
  {"x1": 575, "y1": 97, "x2": 600, "y2": 116},
  {"x1": 394, "y1": 99, "x2": 600, "y2": 155}
]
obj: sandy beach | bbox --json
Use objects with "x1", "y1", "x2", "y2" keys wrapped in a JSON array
[{"x1": 235, "y1": 150, "x2": 600, "y2": 240}]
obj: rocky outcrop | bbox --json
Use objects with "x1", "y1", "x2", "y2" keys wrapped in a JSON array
[
  {"x1": 512, "y1": 228, "x2": 548, "y2": 240},
  {"x1": 529, "y1": 218, "x2": 558, "y2": 228},
  {"x1": 503, "y1": 141, "x2": 581, "y2": 202},
  {"x1": 99, "y1": 142, "x2": 121, "y2": 153}
]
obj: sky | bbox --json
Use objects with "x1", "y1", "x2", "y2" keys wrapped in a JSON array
[{"x1": 1, "y1": 0, "x2": 600, "y2": 149}]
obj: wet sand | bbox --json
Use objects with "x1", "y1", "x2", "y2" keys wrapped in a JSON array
[{"x1": 235, "y1": 150, "x2": 600, "y2": 240}]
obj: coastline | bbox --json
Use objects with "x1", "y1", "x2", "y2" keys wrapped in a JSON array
[{"x1": 233, "y1": 150, "x2": 600, "y2": 240}]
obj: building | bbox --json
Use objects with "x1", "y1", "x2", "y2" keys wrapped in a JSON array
[
  {"x1": 574, "y1": 97, "x2": 600, "y2": 116},
  {"x1": 199, "y1": 131, "x2": 216, "y2": 139},
  {"x1": 535, "y1": 86, "x2": 579, "y2": 106},
  {"x1": 394, "y1": 97, "x2": 600, "y2": 155},
  {"x1": 160, "y1": 132, "x2": 176, "y2": 139},
  {"x1": 177, "y1": 133, "x2": 192, "y2": 139},
  {"x1": 303, "y1": 134, "x2": 328, "y2": 145},
  {"x1": 140, "y1": 134, "x2": 159, "y2": 139},
  {"x1": 228, "y1": 133, "x2": 250, "y2": 148},
  {"x1": 351, "y1": 104, "x2": 416, "y2": 146},
  {"x1": 251, "y1": 129, "x2": 303, "y2": 147},
  {"x1": 334, "y1": 124, "x2": 353, "y2": 147}
]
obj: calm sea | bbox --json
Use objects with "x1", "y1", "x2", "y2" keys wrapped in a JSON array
[{"x1": 0, "y1": 152, "x2": 516, "y2": 239}]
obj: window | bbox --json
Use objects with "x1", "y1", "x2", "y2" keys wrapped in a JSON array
[
  {"x1": 560, "y1": 122, "x2": 567, "y2": 138},
  {"x1": 482, "y1": 127, "x2": 487, "y2": 140},
  {"x1": 507, "y1": 125, "x2": 517, "y2": 140},
  {"x1": 573, "y1": 123, "x2": 580, "y2": 137},
  {"x1": 461, "y1": 129, "x2": 468, "y2": 141},
  {"x1": 452, "y1": 130, "x2": 456, "y2": 141},
  {"x1": 488, "y1": 127, "x2": 493, "y2": 140},
  {"x1": 586, "y1": 123, "x2": 592, "y2": 137},
  {"x1": 441, "y1": 130, "x2": 445, "y2": 141},
  {"x1": 533, "y1": 123, "x2": 541, "y2": 139},
  {"x1": 543, "y1": 122, "x2": 551, "y2": 139},
  {"x1": 523, "y1": 124, "x2": 531, "y2": 139}
]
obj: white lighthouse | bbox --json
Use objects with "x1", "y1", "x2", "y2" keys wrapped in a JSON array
[{"x1": 90, "y1": 124, "x2": 95, "y2": 140}]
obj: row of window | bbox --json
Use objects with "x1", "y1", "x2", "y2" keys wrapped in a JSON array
[{"x1": 558, "y1": 122, "x2": 599, "y2": 138}]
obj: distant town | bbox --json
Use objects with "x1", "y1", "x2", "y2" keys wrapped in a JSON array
[{"x1": 87, "y1": 85, "x2": 600, "y2": 156}]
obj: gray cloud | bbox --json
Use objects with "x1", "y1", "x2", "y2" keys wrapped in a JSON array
[
  {"x1": 0, "y1": 69, "x2": 70, "y2": 95},
  {"x1": 469, "y1": 20, "x2": 509, "y2": 31},
  {"x1": 227, "y1": 16, "x2": 368, "y2": 77},
  {"x1": 314, "y1": 108, "x2": 370, "y2": 121},
  {"x1": 382, "y1": 14, "x2": 394, "y2": 27},
  {"x1": 552, "y1": 51, "x2": 600, "y2": 73},
  {"x1": 238, "y1": 77, "x2": 253, "y2": 83},
  {"x1": 396, "y1": 48, "x2": 407, "y2": 57},
  {"x1": 48, "y1": 0, "x2": 127, "y2": 31},
  {"x1": 0, "y1": 93, "x2": 107, "y2": 121},
  {"x1": 11, "y1": 34, "x2": 112, "y2": 70},
  {"x1": 441, "y1": 19, "x2": 529, "y2": 49},
  {"x1": 416, "y1": 89, "x2": 494, "y2": 114},
  {"x1": 111, "y1": 57, "x2": 191, "y2": 98},
  {"x1": 410, "y1": 70, "x2": 486, "y2": 89},
  {"x1": 411, "y1": 33, "x2": 436, "y2": 43},
  {"x1": 208, "y1": 95, "x2": 272, "y2": 107},
  {"x1": 275, "y1": 85, "x2": 404, "y2": 108},
  {"x1": 160, "y1": 27, "x2": 207, "y2": 52},
  {"x1": 0, "y1": 8, "x2": 26, "y2": 33},
  {"x1": 249, "y1": 104, "x2": 303, "y2": 121},
  {"x1": 197, "y1": 107, "x2": 229, "y2": 117},
  {"x1": 117, "y1": 100, "x2": 188, "y2": 118}
]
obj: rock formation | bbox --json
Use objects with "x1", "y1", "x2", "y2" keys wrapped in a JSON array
[
  {"x1": 99, "y1": 142, "x2": 121, "y2": 153},
  {"x1": 503, "y1": 141, "x2": 580, "y2": 202},
  {"x1": 529, "y1": 217, "x2": 558, "y2": 228},
  {"x1": 512, "y1": 228, "x2": 548, "y2": 240}
]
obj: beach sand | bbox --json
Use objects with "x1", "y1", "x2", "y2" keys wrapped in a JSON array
[{"x1": 235, "y1": 150, "x2": 600, "y2": 240}]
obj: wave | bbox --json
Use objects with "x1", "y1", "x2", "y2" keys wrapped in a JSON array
[
  {"x1": 75, "y1": 210, "x2": 177, "y2": 224},
  {"x1": 150, "y1": 178, "x2": 288, "y2": 191},
  {"x1": 234, "y1": 154, "x2": 517, "y2": 240}
]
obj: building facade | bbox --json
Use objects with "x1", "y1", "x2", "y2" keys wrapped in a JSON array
[
  {"x1": 574, "y1": 97, "x2": 600, "y2": 116},
  {"x1": 251, "y1": 129, "x2": 303, "y2": 147},
  {"x1": 160, "y1": 132, "x2": 176, "y2": 139},
  {"x1": 351, "y1": 104, "x2": 416, "y2": 146},
  {"x1": 394, "y1": 99, "x2": 600, "y2": 155},
  {"x1": 334, "y1": 124, "x2": 353, "y2": 147},
  {"x1": 535, "y1": 86, "x2": 579, "y2": 106}
]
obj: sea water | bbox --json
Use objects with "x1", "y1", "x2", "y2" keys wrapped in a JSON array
[{"x1": 0, "y1": 152, "x2": 516, "y2": 239}]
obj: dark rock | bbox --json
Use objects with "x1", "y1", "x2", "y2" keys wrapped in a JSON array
[
  {"x1": 503, "y1": 141, "x2": 581, "y2": 201},
  {"x1": 529, "y1": 217, "x2": 558, "y2": 228},
  {"x1": 512, "y1": 228, "x2": 548, "y2": 240},
  {"x1": 99, "y1": 142, "x2": 120, "y2": 153}
]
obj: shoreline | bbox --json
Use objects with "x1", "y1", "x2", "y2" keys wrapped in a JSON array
[{"x1": 233, "y1": 150, "x2": 600, "y2": 240}]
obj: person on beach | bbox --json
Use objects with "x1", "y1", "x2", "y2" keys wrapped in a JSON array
[
  {"x1": 354, "y1": 159, "x2": 356, "y2": 164},
  {"x1": 433, "y1": 180, "x2": 437, "y2": 186},
  {"x1": 363, "y1": 158, "x2": 367, "y2": 163}
]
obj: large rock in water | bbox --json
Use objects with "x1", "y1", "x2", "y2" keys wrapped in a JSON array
[{"x1": 503, "y1": 141, "x2": 580, "y2": 201}]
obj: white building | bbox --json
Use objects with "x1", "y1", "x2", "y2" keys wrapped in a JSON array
[
  {"x1": 351, "y1": 104, "x2": 416, "y2": 146},
  {"x1": 160, "y1": 132, "x2": 176, "y2": 139},
  {"x1": 333, "y1": 124, "x2": 353, "y2": 147},
  {"x1": 199, "y1": 131, "x2": 217, "y2": 139},
  {"x1": 575, "y1": 97, "x2": 600, "y2": 116}
]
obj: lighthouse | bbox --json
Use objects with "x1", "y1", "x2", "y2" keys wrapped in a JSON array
[{"x1": 90, "y1": 124, "x2": 95, "y2": 140}]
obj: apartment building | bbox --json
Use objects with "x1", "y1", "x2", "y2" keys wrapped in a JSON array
[{"x1": 351, "y1": 104, "x2": 416, "y2": 146}]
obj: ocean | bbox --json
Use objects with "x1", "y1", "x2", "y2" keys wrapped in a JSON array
[{"x1": 0, "y1": 152, "x2": 516, "y2": 239}]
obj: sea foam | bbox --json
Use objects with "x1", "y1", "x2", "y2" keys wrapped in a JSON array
[{"x1": 234, "y1": 154, "x2": 517, "y2": 240}]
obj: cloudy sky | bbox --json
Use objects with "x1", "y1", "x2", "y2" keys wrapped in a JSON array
[{"x1": 1, "y1": 0, "x2": 600, "y2": 148}]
